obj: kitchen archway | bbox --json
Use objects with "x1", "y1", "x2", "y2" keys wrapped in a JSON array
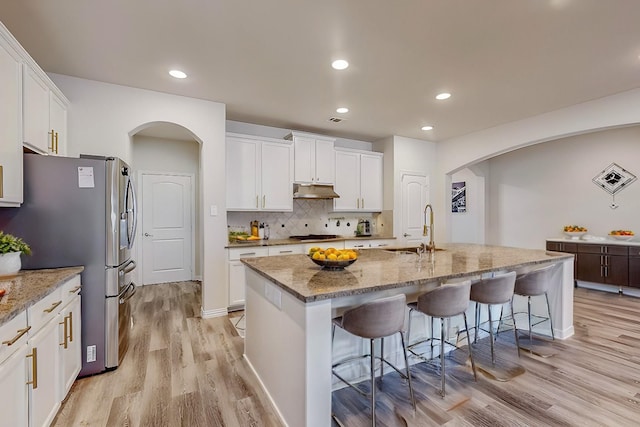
[{"x1": 129, "y1": 121, "x2": 202, "y2": 286}]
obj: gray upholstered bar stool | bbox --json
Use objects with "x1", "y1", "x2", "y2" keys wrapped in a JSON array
[
  {"x1": 331, "y1": 294, "x2": 415, "y2": 426},
  {"x1": 512, "y1": 264, "x2": 555, "y2": 355},
  {"x1": 469, "y1": 271, "x2": 521, "y2": 366},
  {"x1": 407, "y1": 280, "x2": 476, "y2": 397}
]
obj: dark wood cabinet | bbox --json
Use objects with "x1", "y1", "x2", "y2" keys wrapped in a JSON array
[
  {"x1": 629, "y1": 246, "x2": 640, "y2": 288},
  {"x1": 575, "y1": 244, "x2": 628, "y2": 287},
  {"x1": 546, "y1": 241, "x2": 578, "y2": 279},
  {"x1": 547, "y1": 240, "x2": 640, "y2": 289}
]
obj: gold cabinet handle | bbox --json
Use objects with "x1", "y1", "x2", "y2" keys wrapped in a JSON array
[
  {"x1": 2, "y1": 326, "x2": 31, "y2": 346},
  {"x1": 362, "y1": 198, "x2": 364, "y2": 209},
  {"x1": 68, "y1": 312, "x2": 73, "y2": 342},
  {"x1": 59, "y1": 317, "x2": 68, "y2": 349},
  {"x1": 357, "y1": 198, "x2": 360, "y2": 209},
  {"x1": 27, "y1": 347, "x2": 38, "y2": 389},
  {"x1": 43, "y1": 300, "x2": 62, "y2": 313},
  {"x1": 69, "y1": 285, "x2": 82, "y2": 294},
  {"x1": 0, "y1": 164, "x2": 3, "y2": 198},
  {"x1": 54, "y1": 131, "x2": 59, "y2": 154},
  {"x1": 262, "y1": 195, "x2": 266, "y2": 208},
  {"x1": 256, "y1": 195, "x2": 259, "y2": 208},
  {"x1": 49, "y1": 129, "x2": 55, "y2": 152}
]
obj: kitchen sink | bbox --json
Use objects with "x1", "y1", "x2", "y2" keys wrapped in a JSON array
[{"x1": 384, "y1": 246, "x2": 445, "y2": 253}]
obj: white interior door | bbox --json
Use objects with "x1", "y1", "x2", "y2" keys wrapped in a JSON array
[
  {"x1": 401, "y1": 173, "x2": 428, "y2": 246},
  {"x1": 141, "y1": 173, "x2": 193, "y2": 285}
]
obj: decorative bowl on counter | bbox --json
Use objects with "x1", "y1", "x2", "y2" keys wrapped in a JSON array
[
  {"x1": 308, "y1": 256, "x2": 357, "y2": 271},
  {"x1": 563, "y1": 231, "x2": 587, "y2": 239},
  {"x1": 609, "y1": 230, "x2": 634, "y2": 241}
]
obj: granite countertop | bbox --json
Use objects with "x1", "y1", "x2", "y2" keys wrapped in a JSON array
[
  {"x1": 242, "y1": 243, "x2": 573, "y2": 303},
  {"x1": 0, "y1": 266, "x2": 84, "y2": 326},
  {"x1": 226, "y1": 234, "x2": 396, "y2": 249},
  {"x1": 547, "y1": 237, "x2": 639, "y2": 247}
]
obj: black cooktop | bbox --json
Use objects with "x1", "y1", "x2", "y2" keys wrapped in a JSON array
[{"x1": 289, "y1": 234, "x2": 338, "y2": 240}]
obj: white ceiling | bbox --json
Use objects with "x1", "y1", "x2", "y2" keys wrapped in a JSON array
[{"x1": 2, "y1": 1, "x2": 640, "y2": 143}]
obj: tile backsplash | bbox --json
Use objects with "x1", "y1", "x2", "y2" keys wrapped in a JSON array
[{"x1": 228, "y1": 199, "x2": 382, "y2": 239}]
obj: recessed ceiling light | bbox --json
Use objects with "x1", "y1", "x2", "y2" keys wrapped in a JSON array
[
  {"x1": 421, "y1": 125, "x2": 434, "y2": 131},
  {"x1": 336, "y1": 107, "x2": 349, "y2": 114},
  {"x1": 435, "y1": 92, "x2": 451, "y2": 100},
  {"x1": 169, "y1": 69, "x2": 187, "y2": 79},
  {"x1": 331, "y1": 59, "x2": 349, "y2": 70}
]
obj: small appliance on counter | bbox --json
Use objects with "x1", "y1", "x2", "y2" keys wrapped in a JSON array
[{"x1": 356, "y1": 219, "x2": 372, "y2": 236}]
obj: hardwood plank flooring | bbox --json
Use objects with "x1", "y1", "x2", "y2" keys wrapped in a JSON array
[{"x1": 53, "y1": 284, "x2": 640, "y2": 426}]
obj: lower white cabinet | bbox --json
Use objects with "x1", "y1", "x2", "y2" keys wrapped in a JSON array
[
  {"x1": 0, "y1": 274, "x2": 81, "y2": 427},
  {"x1": 0, "y1": 312, "x2": 30, "y2": 427},
  {"x1": 59, "y1": 291, "x2": 81, "y2": 398},
  {"x1": 227, "y1": 247, "x2": 269, "y2": 308},
  {"x1": 29, "y1": 318, "x2": 61, "y2": 427}
]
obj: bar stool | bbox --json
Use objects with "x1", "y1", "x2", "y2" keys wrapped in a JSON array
[
  {"x1": 331, "y1": 294, "x2": 415, "y2": 426},
  {"x1": 469, "y1": 271, "x2": 521, "y2": 371},
  {"x1": 512, "y1": 264, "x2": 556, "y2": 355},
  {"x1": 407, "y1": 280, "x2": 476, "y2": 397}
]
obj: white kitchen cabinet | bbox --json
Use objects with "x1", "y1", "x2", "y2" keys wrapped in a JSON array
[
  {"x1": 0, "y1": 342, "x2": 29, "y2": 427},
  {"x1": 58, "y1": 278, "x2": 82, "y2": 398},
  {"x1": 227, "y1": 247, "x2": 269, "y2": 308},
  {"x1": 333, "y1": 149, "x2": 383, "y2": 212},
  {"x1": 0, "y1": 27, "x2": 23, "y2": 207},
  {"x1": 0, "y1": 273, "x2": 81, "y2": 427},
  {"x1": 226, "y1": 133, "x2": 293, "y2": 212},
  {"x1": 268, "y1": 244, "x2": 305, "y2": 256},
  {"x1": 28, "y1": 316, "x2": 61, "y2": 427},
  {"x1": 344, "y1": 239, "x2": 395, "y2": 249},
  {"x1": 23, "y1": 64, "x2": 68, "y2": 156},
  {"x1": 286, "y1": 131, "x2": 336, "y2": 184}
]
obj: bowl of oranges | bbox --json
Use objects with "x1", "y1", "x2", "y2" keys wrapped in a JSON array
[
  {"x1": 563, "y1": 225, "x2": 587, "y2": 239},
  {"x1": 308, "y1": 247, "x2": 358, "y2": 270},
  {"x1": 609, "y1": 230, "x2": 634, "y2": 241}
]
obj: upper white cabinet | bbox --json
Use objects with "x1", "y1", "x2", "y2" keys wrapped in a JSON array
[
  {"x1": 0, "y1": 20, "x2": 69, "y2": 207},
  {"x1": 226, "y1": 133, "x2": 293, "y2": 211},
  {"x1": 23, "y1": 64, "x2": 68, "y2": 156},
  {"x1": 0, "y1": 26, "x2": 23, "y2": 207},
  {"x1": 333, "y1": 149, "x2": 383, "y2": 212},
  {"x1": 286, "y1": 131, "x2": 336, "y2": 185}
]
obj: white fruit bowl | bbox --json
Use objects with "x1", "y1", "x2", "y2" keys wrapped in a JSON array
[
  {"x1": 609, "y1": 234, "x2": 634, "y2": 241},
  {"x1": 563, "y1": 231, "x2": 586, "y2": 239}
]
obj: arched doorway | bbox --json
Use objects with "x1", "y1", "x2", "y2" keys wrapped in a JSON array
[{"x1": 129, "y1": 121, "x2": 202, "y2": 286}]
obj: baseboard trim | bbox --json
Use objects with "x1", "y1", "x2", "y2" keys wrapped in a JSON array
[{"x1": 201, "y1": 307, "x2": 228, "y2": 318}]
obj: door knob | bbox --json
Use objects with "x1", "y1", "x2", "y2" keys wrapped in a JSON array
[
  {"x1": 144, "y1": 232, "x2": 153, "y2": 237},
  {"x1": 403, "y1": 233, "x2": 410, "y2": 237}
]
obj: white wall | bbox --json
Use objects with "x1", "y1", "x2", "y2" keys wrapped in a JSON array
[
  {"x1": 436, "y1": 88, "x2": 640, "y2": 245},
  {"x1": 49, "y1": 74, "x2": 228, "y2": 316},
  {"x1": 486, "y1": 125, "x2": 640, "y2": 249},
  {"x1": 374, "y1": 136, "x2": 437, "y2": 242},
  {"x1": 132, "y1": 134, "x2": 202, "y2": 279},
  {"x1": 450, "y1": 167, "x2": 485, "y2": 244}
]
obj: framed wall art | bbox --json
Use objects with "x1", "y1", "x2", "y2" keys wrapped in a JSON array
[{"x1": 452, "y1": 181, "x2": 466, "y2": 213}]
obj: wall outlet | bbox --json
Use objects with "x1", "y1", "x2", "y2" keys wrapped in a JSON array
[{"x1": 87, "y1": 345, "x2": 96, "y2": 362}]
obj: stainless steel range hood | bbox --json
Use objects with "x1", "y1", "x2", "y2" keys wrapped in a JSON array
[{"x1": 293, "y1": 183, "x2": 340, "y2": 199}]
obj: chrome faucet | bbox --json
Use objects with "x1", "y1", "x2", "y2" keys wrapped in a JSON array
[{"x1": 421, "y1": 204, "x2": 435, "y2": 253}]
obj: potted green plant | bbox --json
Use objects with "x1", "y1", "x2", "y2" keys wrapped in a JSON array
[{"x1": 0, "y1": 231, "x2": 31, "y2": 277}]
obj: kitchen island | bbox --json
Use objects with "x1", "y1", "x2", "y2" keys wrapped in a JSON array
[{"x1": 241, "y1": 243, "x2": 574, "y2": 427}]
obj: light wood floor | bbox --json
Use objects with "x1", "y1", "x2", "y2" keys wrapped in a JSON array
[{"x1": 53, "y1": 283, "x2": 640, "y2": 426}]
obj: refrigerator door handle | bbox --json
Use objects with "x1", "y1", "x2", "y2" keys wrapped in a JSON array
[
  {"x1": 119, "y1": 282, "x2": 136, "y2": 304},
  {"x1": 126, "y1": 177, "x2": 138, "y2": 250},
  {"x1": 122, "y1": 259, "x2": 136, "y2": 275}
]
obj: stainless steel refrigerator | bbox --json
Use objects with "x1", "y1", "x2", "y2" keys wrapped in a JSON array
[{"x1": 0, "y1": 153, "x2": 138, "y2": 376}]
